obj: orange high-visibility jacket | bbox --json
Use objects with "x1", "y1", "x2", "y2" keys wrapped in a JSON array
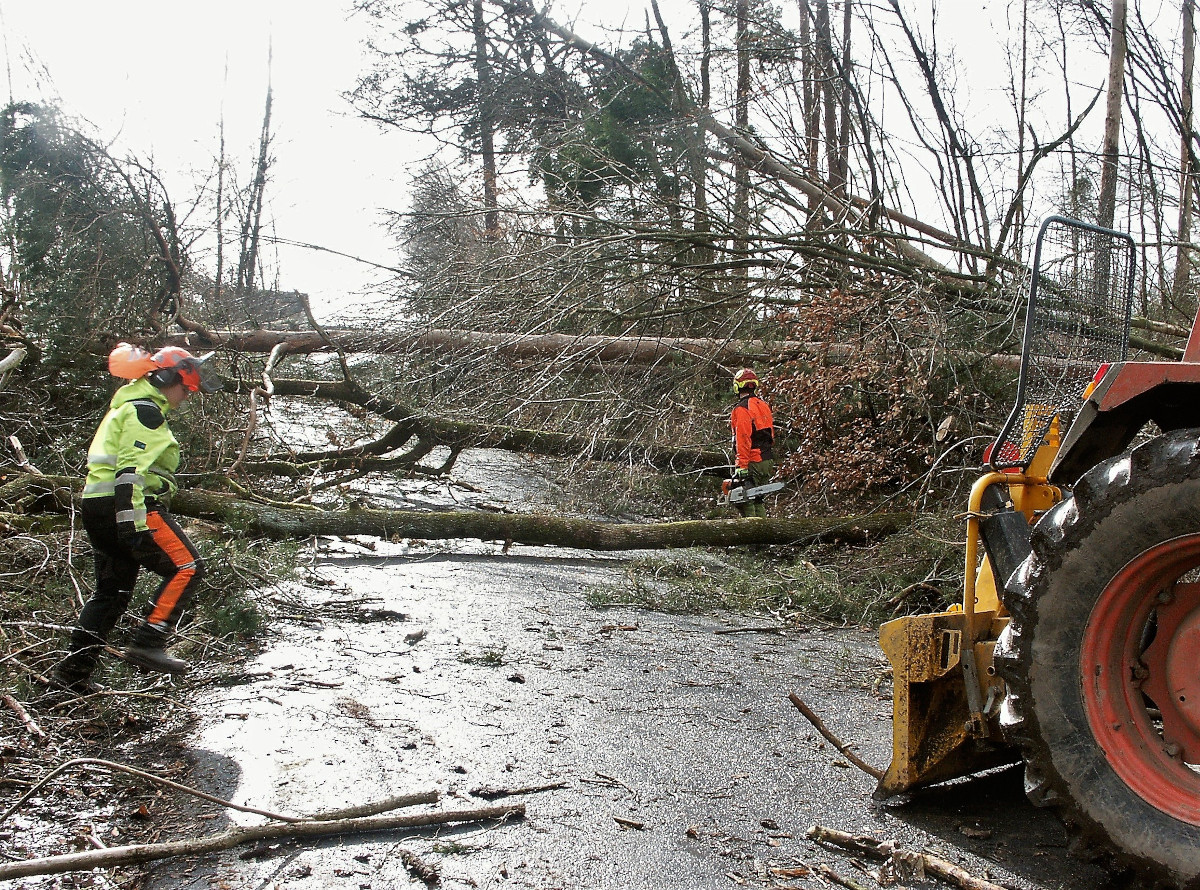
[{"x1": 730, "y1": 394, "x2": 774, "y2": 469}]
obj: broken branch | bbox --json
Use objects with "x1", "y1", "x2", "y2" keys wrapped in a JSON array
[
  {"x1": 806, "y1": 824, "x2": 1008, "y2": 890},
  {"x1": 469, "y1": 780, "x2": 568, "y2": 799},
  {"x1": 0, "y1": 757, "x2": 301, "y2": 826},
  {"x1": 8, "y1": 435, "x2": 44, "y2": 476},
  {"x1": 816, "y1": 864, "x2": 872, "y2": 890},
  {"x1": 303, "y1": 790, "x2": 439, "y2": 820},
  {"x1": 788, "y1": 693, "x2": 884, "y2": 780},
  {"x1": 1, "y1": 693, "x2": 45, "y2": 743},
  {"x1": 0, "y1": 802, "x2": 524, "y2": 880}
]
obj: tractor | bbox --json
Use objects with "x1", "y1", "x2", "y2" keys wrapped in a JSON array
[{"x1": 878, "y1": 216, "x2": 1200, "y2": 887}]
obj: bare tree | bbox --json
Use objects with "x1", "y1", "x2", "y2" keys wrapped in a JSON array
[
  {"x1": 1097, "y1": 0, "x2": 1128, "y2": 231},
  {"x1": 1174, "y1": 0, "x2": 1196, "y2": 308},
  {"x1": 236, "y1": 81, "x2": 273, "y2": 296}
]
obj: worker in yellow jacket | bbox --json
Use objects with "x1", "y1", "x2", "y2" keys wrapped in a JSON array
[{"x1": 54, "y1": 344, "x2": 221, "y2": 692}]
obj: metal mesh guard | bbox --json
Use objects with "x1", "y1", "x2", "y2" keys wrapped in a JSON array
[{"x1": 989, "y1": 216, "x2": 1136, "y2": 470}]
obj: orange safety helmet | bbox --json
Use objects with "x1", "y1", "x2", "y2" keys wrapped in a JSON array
[
  {"x1": 149, "y1": 346, "x2": 222, "y2": 393},
  {"x1": 733, "y1": 368, "x2": 759, "y2": 394},
  {"x1": 108, "y1": 342, "x2": 221, "y2": 393}
]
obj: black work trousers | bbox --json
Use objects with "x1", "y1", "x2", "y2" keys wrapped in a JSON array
[{"x1": 65, "y1": 497, "x2": 205, "y2": 673}]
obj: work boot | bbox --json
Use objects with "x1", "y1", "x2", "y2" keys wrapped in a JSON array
[
  {"x1": 51, "y1": 640, "x2": 103, "y2": 694},
  {"x1": 124, "y1": 624, "x2": 190, "y2": 675},
  {"x1": 50, "y1": 664, "x2": 102, "y2": 695},
  {"x1": 123, "y1": 645, "x2": 190, "y2": 675}
]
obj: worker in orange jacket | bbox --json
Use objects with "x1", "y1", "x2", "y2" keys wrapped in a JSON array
[{"x1": 730, "y1": 368, "x2": 775, "y2": 518}]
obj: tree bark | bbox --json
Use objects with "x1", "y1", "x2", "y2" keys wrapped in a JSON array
[
  {"x1": 237, "y1": 82, "x2": 273, "y2": 295},
  {"x1": 0, "y1": 803, "x2": 523, "y2": 881},
  {"x1": 693, "y1": 0, "x2": 712, "y2": 250},
  {"x1": 814, "y1": 1, "x2": 839, "y2": 195},
  {"x1": 0, "y1": 474, "x2": 913, "y2": 551},
  {"x1": 165, "y1": 327, "x2": 832, "y2": 364},
  {"x1": 473, "y1": 0, "x2": 501, "y2": 234},
  {"x1": 837, "y1": 0, "x2": 852, "y2": 198},
  {"x1": 799, "y1": 0, "x2": 819, "y2": 193},
  {"x1": 172, "y1": 488, "x2": 913, "y2": 550},
  {"x1": 1097, "y1": 0, "x2": 1127, "y2": 231},
  {"x1": 1174, "y1": 0, "x2": 1196, "y2": 309},
  {"x1": 732, "y1": 0, "x2": 751, "y2": 270}
]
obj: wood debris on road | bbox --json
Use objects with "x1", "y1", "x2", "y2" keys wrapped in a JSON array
[
  {"x1": 469, "y1": 780, "x2": 568, "y2": 799},
  {"x1": 0, "y1": 802, "x2": 525, "y2": 881},
  {"x1": 817, "y1": 863, "x2": 873, "y2": 890},
  {"x1": 787, "y1": 693, "x2": 884, "y2": 780},
  {"x1": 1, "y1": 693, "x2": 45, "y2": 743},
  {"x1": 807, "y1": 824, "x2": 1009, "y2": 890}
]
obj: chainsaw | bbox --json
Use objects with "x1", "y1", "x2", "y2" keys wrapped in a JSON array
[{"x1": 718, "y1": 479, "x2": 785, "y2": 506}]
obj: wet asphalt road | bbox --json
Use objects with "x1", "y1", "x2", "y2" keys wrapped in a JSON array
[{"x1": 151, "y1": 538, "x2": 1113, "y2": 890}]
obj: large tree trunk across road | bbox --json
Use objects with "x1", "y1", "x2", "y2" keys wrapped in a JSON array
[
  {"x1": 167, "y1": 328, "x2": 829, "y2": 365},
  {"x1": 0, "y1": 474, "x2": 913, "y2": 551},
  {"x1": 174, "y1": 488, "x2": 913, "y2": 549}
]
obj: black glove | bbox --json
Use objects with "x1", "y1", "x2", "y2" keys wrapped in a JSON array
[{"x1": 122, "y1": 530, "x2": 157, "y2": 560}]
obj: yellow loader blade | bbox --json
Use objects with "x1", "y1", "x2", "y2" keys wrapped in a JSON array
[{"x1": 874, "y1": 609, "x2": 1018, "y2": 798}]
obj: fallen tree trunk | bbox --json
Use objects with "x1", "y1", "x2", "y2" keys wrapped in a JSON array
[
  {"x1": 173, "y1": 488, "x2": 913, "y2": 549},
  {"x1": 244, "y1": 381, "x2": 729, "y2": 472},
  {"x1": 0, "y1": 802, "x2": 524, "y2": 881},
  {"x1": 169, "y1": 324, "x2": 1186, "y2": 371},
  {"x1": 210, "y1": 377, "x2": 728, "y2": 473},
  {"x1": 0, "y1": 474, "x2": 913, "y2": 550},
  {"x1": 167, "y1": 327, "x2": 829, "y2": 365}
]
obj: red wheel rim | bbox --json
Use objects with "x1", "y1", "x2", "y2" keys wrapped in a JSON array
[{"x1": 1082, "y1": 535, "x2": 1200, "y2": 824}]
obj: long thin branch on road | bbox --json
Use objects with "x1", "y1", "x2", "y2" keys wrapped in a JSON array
[
  {"x1": 0, "y1": 803, "x2": 525, "y2": 881},
  {"x1": 0, "y1": 757, "x2": 303, "y2": 825},
  {"x1": 788, "y1": 693, "x2": 884, "y2": 779}
]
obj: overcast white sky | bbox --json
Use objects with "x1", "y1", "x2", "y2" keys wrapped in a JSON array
[
  {"x1": 1, "y1": 0, "x2": 410, "y2": 316},
  {"x1": 0, "y1": 1, "x2": 1125, "y2": 319}
]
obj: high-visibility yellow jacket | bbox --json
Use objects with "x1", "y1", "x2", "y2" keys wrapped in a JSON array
[{"x1": 82, "y1": 378, "x2": 180, "y2": 536}]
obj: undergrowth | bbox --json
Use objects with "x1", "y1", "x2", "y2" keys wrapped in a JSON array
[
  {"x1": 0, "y1": 524, "x2": 301, "y2": 700},
  {"x1": 586, "y1": 514, "x2": 963, "y2": 625},
  {"x1": 550, "y1": 456, "x2": 714, "y2": 521},
  {"x1": 0, "y1": 523, "x2": 304, "y2": 880}
]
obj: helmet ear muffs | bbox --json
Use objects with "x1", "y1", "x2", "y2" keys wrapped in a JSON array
[{"x1": 147, "y1": 367, "x2": 181, "y2": 389}]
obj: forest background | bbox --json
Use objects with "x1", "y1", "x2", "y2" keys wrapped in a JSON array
[{"x1": 0, "y1": 0, "x2": 1196, "y2": 651}]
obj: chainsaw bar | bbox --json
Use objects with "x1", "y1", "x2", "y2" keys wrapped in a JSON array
[{"x1": 718, "y1": 481, "x2": 784, "y2": 506}]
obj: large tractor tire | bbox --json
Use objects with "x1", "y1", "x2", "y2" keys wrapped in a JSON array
[{"x1": 995, "y1": 430, "x2": 1200, "y2": 889}]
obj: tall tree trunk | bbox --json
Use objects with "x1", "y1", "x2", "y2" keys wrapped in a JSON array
[
  {"x1": 1174, "y1": 0, "x2": 1196, "y2": 309},
  {"x1": 835, "y1": 0, "x2": 852, "y2": 199},
  {"x1": 798, "y1": 0, "x2": 819, "y2": 214},
  {"x1": 237, "y1": 80, "x2": 273, "y2": 296},
  {"x1": 814, "y1": 0, "x2": 839, "y2": 194},
  {"x1": 1012, "y1": 0, "x2": 1029, "y2": 259},
  {"x1": 692, "y1": 0, "x2": 712, "y2": 250},
  {"x1": 473, "y1": 0, "x2": 500, "y2": 235},
  {"x1": 732, "y1": 0, "x2": 751, "y2": 287},
  {"x1": 215, "y1": 107, "x2": 226, "y2": 304},
  {"x1": 1097, "y1": 0, "x2": 1127, "y2": 230}
]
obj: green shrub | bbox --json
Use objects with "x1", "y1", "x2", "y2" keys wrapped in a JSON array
[{"x1": 585, "y1": 515, "x2": 961, "y2": 626}]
